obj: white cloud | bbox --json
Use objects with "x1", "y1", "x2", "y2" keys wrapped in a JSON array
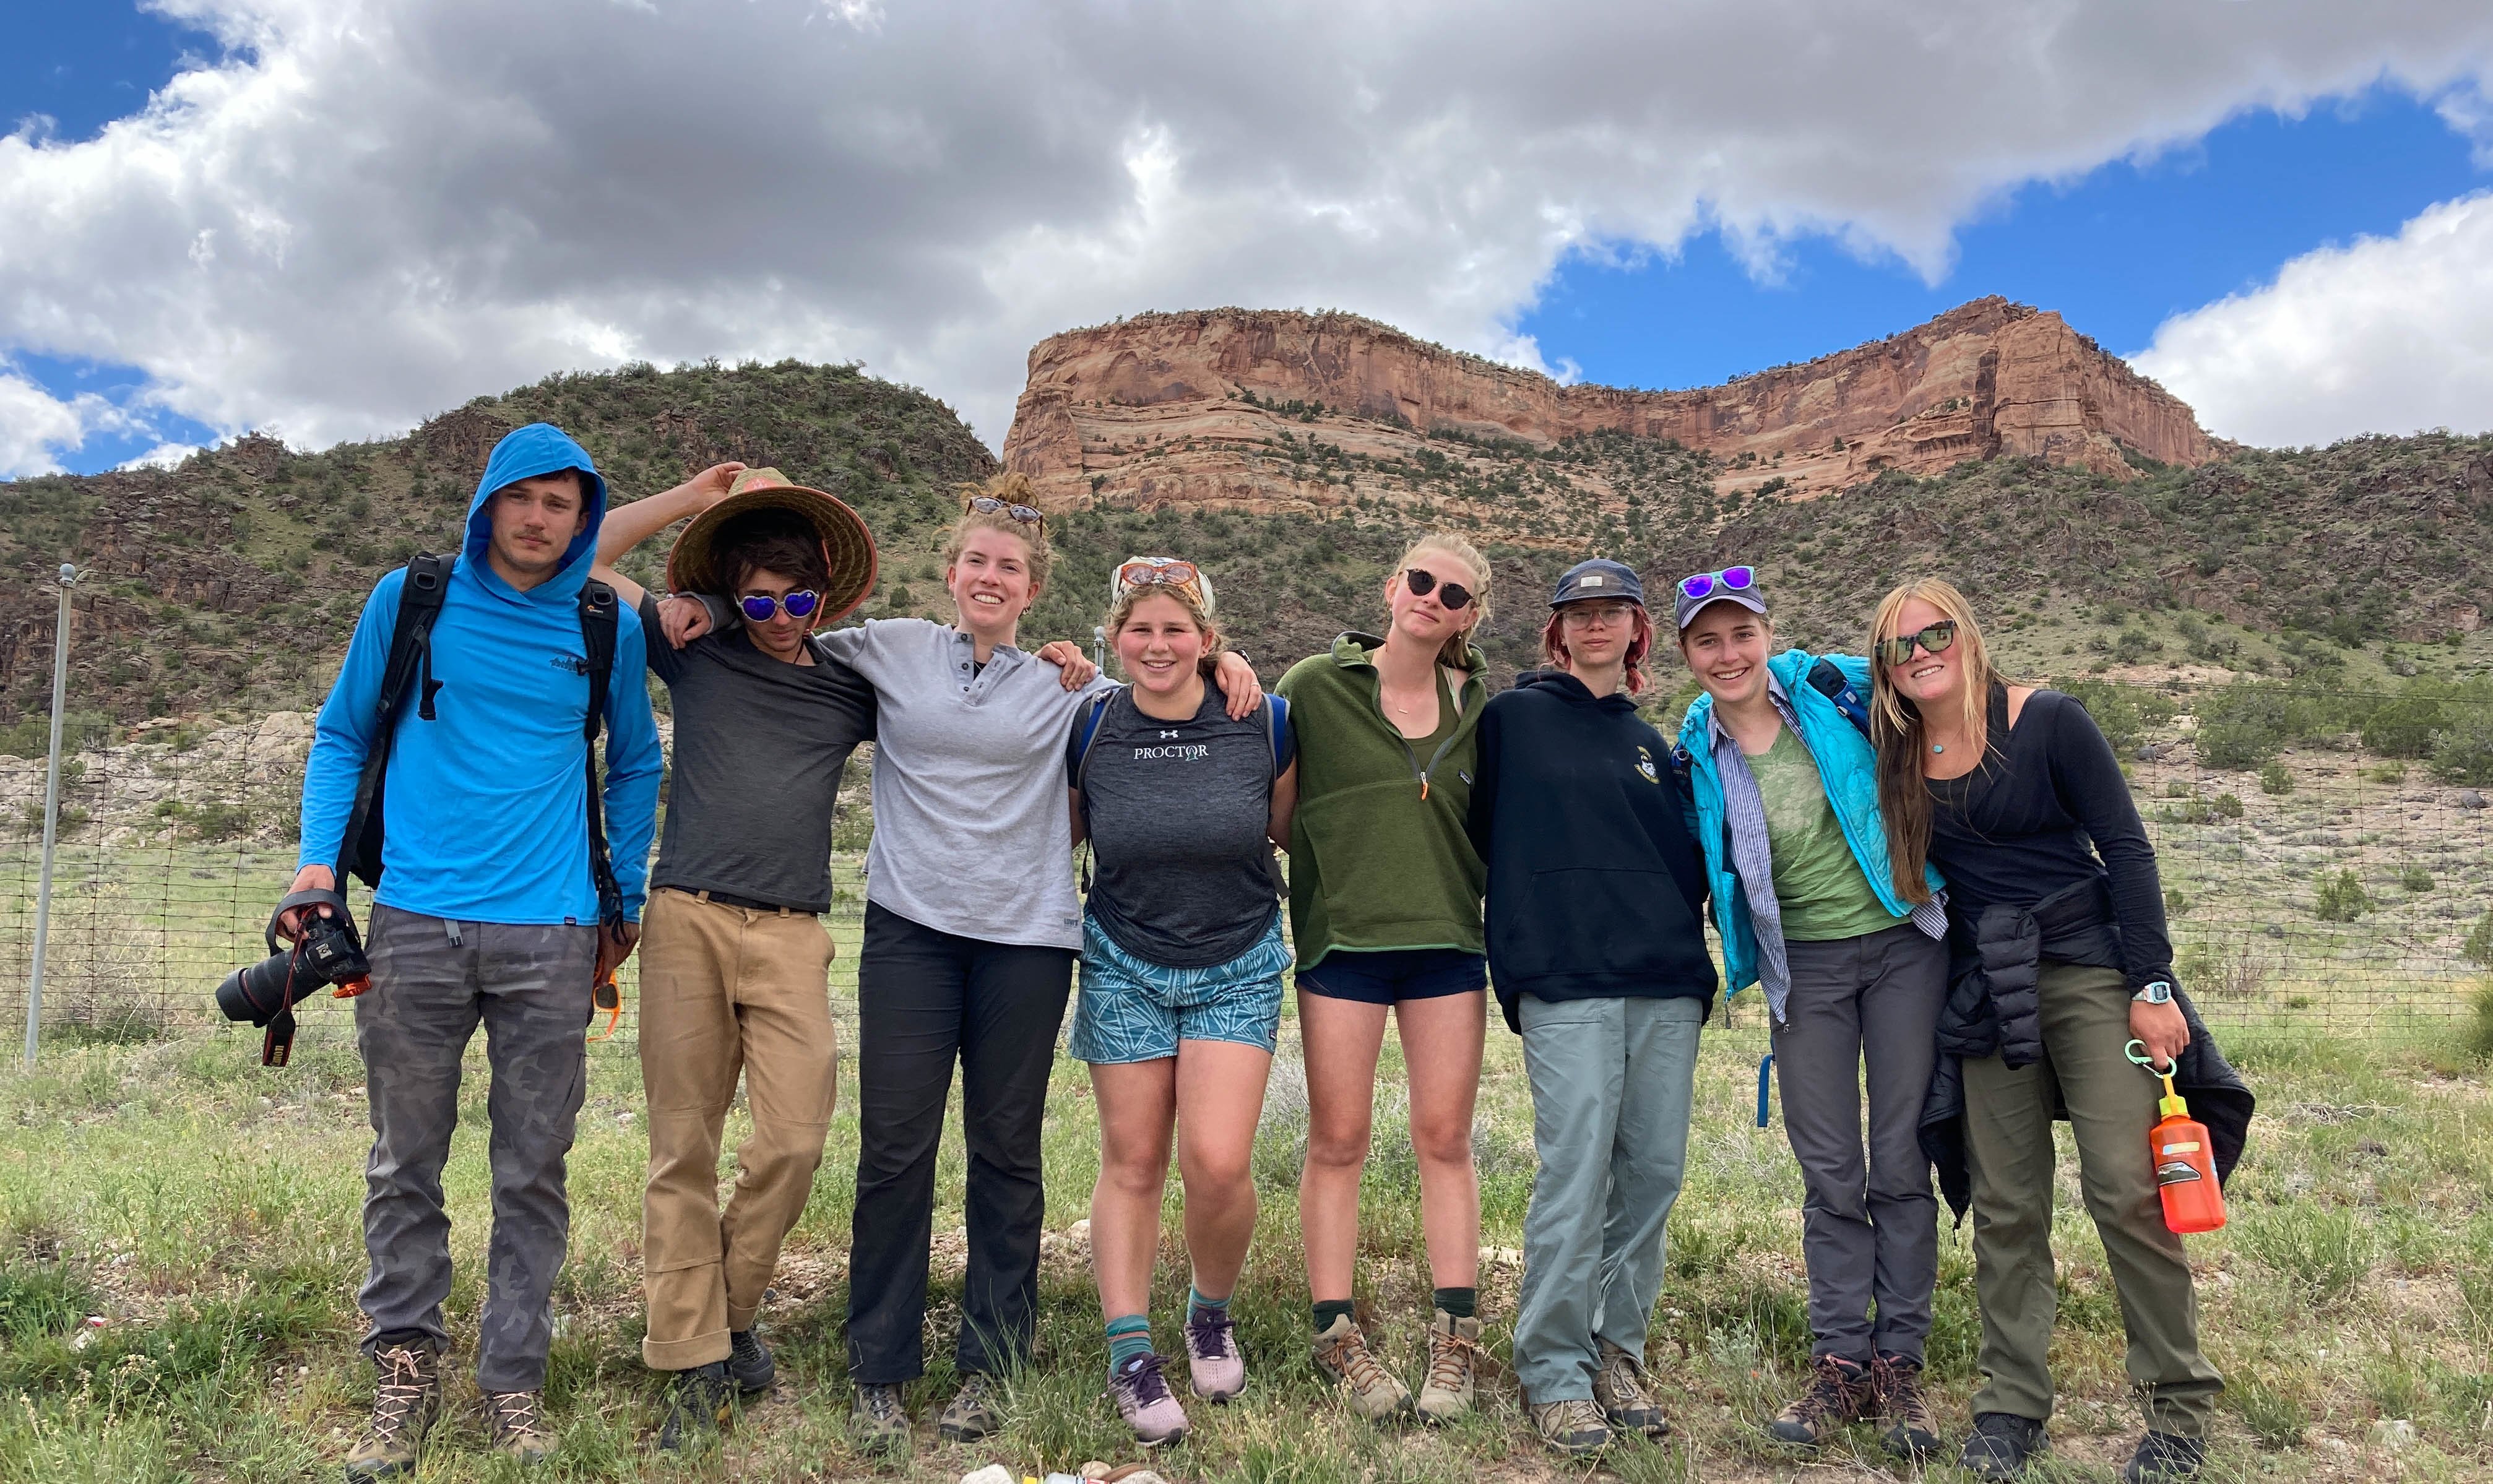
[
  {"x1": 119, "y1": 441, "x2": 205, "y2": 470},
  {"x1": 2136, "y1": 192, "x2": 2493, "y2": 447},
  {"x1": 2, "y1": 0, "x2": 2492, "y2": 465},
  {"x1": 0, "y1": 370, "x2": 143, "y2": 477}
]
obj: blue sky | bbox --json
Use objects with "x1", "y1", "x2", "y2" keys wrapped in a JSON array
[
  {"x1": 2, "y1": 3, "x2": 2489, "y2": 474},
  {"x1": 1517, "y1": 92, "x2": 2487, "y2": 391}
]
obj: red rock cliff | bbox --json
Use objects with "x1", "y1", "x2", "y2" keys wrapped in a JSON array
[{"x1": 1003, "y1": 298, "x2": 2221, "y2": 514}]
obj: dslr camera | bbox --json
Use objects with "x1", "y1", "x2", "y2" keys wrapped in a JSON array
[{"x1": 215, "y1": 888, "x2": 373, "y2": 1065}]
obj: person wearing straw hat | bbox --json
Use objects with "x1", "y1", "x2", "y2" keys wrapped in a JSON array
[{"x1": 586, "y1": 462, "x2": 1081, "y2": 1452}]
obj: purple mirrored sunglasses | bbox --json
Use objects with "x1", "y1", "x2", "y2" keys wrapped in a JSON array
[
  {"x1": 738, "y1": 589, "x2": 822, "y2": 622},
  {"x1": 1677, "y1": 566, "x2": 1755, "y2": 601}
]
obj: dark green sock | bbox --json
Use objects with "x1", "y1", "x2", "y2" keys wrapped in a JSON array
[
  {"x1": 1312, "y1": 1298, "x2": 1355, "y2": 1334},
  {"x1": 1105, "y1": 1314, "x2": 1153, "y2": 1378},
  {"x1": 1433, "y1": 1287, "x2": 1476, "y2": 1320},
  {"x1": 1188, "y1": 1285, "x2": 1231, "y2": 1324}
]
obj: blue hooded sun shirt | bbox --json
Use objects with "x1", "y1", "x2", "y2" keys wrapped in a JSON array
[{"x1": 298, "y1": 423, "x2": 664, "y2": 925}]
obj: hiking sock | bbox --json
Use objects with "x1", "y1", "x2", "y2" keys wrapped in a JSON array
[
  {"x1": 1188, "y1": 1284, "x2": 1232, "y2": 1325},
  {"x1": 1433, "y1": 1287, "x2": 1477, "y2": 1320},
  {"x1": 1312, "y1": 1298, "x2": 1355, "y2": 1334},
  {"x1": 1106, "y1": 1314, "x2": 1154, "y2": 1377}
]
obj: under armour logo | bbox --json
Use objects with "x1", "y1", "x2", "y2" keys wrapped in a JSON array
[{"x1": 1160, "y1": 729, "x2": 1180, "y2": 740}]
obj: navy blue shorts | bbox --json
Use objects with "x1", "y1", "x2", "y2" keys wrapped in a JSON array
[{"x1": 1295, "y1": 947, "x2": 1487, "y2": 1005}]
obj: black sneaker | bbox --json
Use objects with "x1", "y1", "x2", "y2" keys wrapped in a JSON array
[
  {"x1": 2123, "y1": 1430, "x2": 2207, "y2": 1483},
  {"x1": 655, "y1": 1362, "x2": 734, "y2": 1453},
  {"x1": 727, "y1": 1329, "x2": 775, "y2": 1395},
  {"x1": 1960, "y1": 1412, "x2": 2050, "y2": 1481}
]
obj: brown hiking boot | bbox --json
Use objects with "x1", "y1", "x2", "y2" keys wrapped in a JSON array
[
  {"x1": 1311, "y1": 1313, "x2": 1412, "y2": 1421},
  {"x1": 1528, "y1": 1395, "x2": 1612, "y2": 1456},
  {"x1": 1872, "y1": 1352, "x2": 1943, "y2": 1459},
  {"x1": 343, "y1": 1343, "x2": 441, "y2": 1480},
  {"x1": 484, "y1": 1389, "x2": 556, "y2": 1465},
  {"x1": 1593, "y1": 1338, "x2": 1669, "y2": 1436},
  {"x1": 1415, "y1": 1309, "x2": 1481, "y2": 1423},
  {"x1": 1767, "y1": 1353, "x2": 1870, "y2": 1446}
]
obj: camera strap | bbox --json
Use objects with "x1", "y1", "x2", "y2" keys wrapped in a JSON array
[
  {"x1": 259, "y1": 889, "x2": 365, "y2": 1068},
  {"x1": 579, "y1": 579, "x2": 626, "y2": 1042}
]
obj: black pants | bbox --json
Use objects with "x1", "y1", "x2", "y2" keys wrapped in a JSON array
[{"x1": 845, "y1": 902, "x2": 1074, "y2": 1383}]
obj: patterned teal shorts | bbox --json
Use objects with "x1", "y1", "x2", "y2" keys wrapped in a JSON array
[{"x1": 1069, "y1": 913, "x2": 1291, "y2": 1064}]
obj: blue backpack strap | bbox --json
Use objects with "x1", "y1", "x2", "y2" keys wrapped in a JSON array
[
  {"x1": 1073, "y1": 689, "x2": 1115, "y2": 793},
  {"x1": 1265, "y1": 694, "x2": 1290, "y2": 777},
  {"x1": 1807, "y1": 657, "x2": 1872, "y2": 739}
]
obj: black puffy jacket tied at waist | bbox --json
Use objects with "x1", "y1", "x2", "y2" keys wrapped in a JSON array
[{"x1": 1919, "y1": 874, "x2": 2257, "y2": 1221}]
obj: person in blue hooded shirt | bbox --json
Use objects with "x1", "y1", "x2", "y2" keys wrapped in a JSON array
[{"x1": 289, "y1": 422, "x2": 663, "y2": 1477}]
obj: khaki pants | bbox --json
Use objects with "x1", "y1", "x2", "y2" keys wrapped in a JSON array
[
  {"x1": 1961, "y1": 961, "x2": 2223, "y2": 1434},
  {"x1": 639, "y1": 889, "x2": 839, "y2": 1371}
]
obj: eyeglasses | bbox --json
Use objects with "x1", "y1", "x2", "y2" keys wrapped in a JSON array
[
  {"x1": 1876, "y1": 620, "x2": 1959, "y2": 667},
  {"x1": 738, "y1": 590, "x2": 822, "y2": 622},
  {"x1": 1677, "y1": 566, "x2": 1755, "y2": 601},
  {"x1": 1402, "y1": 567, "x2": 1474, "y2": 611},
  {"x1": 967, "y1": 496, "x2": 1044, "y2": 525},
  {"x1": 1560, "y1": 602, "x2": 1636, "y2": 628}
]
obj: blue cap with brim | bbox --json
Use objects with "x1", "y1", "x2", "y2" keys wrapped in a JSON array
[{"x1": 1550, "y1": 558, "x2": 1644, "y2": 608}]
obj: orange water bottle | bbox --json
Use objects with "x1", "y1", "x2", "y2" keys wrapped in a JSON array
[{"x1": 2127, "y1": 1040, "x2": 2224, "y2": 1233}]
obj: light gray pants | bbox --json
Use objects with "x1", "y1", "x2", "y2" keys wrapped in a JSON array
[
  {"x1": 1512, "y1": 993, "x2": 1704, "y2": 1402},
  {"x1": 355, "y1": 905, "x2": 598, "y2": 1392},
  {"x1": 1771, "y1": 923, "x2": 1948, "y2": 1364}
]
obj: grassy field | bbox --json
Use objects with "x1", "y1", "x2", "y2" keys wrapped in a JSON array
[{"x1": 0, "y1": 962, "x2": 2487, "y2": 1483}]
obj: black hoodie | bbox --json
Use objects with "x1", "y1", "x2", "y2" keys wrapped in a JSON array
[{"x1": 1466, "y1": 670, "x2": 1716, "y2": 1032}]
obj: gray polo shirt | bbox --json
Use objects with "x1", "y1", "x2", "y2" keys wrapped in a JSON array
[{"x1": 817, "y1": 618, "x2": 1112, "y2": 951}]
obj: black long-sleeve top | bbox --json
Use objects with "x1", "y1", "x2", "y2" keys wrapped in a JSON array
[
  {"x1": 1925, "y1": 683, "x2": 2174, "y2": 991},
  {"x1": 1466, "y1": 670, "x2": 1716, "y2": 1032}
]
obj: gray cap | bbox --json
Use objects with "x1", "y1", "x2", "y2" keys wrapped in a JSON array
[{"x1": 1671, "y1": 566, "x2": 1768, "y2": 631}]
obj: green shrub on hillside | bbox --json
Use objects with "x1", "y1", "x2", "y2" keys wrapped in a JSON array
[
  {"x1": 2057, "y1": 678, "x2": 2175, "y2": 754},
  {"x1": 2465, "y1": 908, "x2": 2493, "y2": 968},
  {"x1": 2258, "y1": 761, "x2": 2294, "y2": 795},
  {"x1": 2363, "y1": 694, "x2": 2448, "y2": 758},
  {"x1": 2430, "y1": 705, "x2": 2493, "y2": 786},
  {"x1": 2312, "y1": 869, "x2": 2371, "y2": 923},
  {"x1": 2196, "y1": 681, "x2": 2312, "y2": 769}
]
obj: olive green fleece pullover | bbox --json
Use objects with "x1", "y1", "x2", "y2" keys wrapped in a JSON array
[{"x1": 1274, "y1": 631, "x2": 1489, "y2": 970}]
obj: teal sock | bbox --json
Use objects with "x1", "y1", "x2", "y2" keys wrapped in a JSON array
[
  {"x1": 1433, "y1": 1287, "x2": 1476, "y2": 1321},
  {"x1": 1312, "y1": 1298, "x2": 1355, "y2": 1334},
  {"x1": 1105, "y1": 1314, "x2": 1154, "y2": 1376},
  {"x1": 1188, "y1": 1285, "x2": 1231, "y2": 1323}
]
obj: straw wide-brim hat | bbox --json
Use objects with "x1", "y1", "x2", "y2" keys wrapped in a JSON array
[{"x1": 667, "y1": 467, "x2": 878, "y2": 625}]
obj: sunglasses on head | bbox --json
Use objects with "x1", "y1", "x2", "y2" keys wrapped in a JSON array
[
  {"x1": 1677, "y1": 565, "x2": 1755, "y2": 601},
  {"x1": 1877, "y1": 620, "x2": 1959, "y2": 667},
  {"x1": 967, "y1": 496, "x2": 1044, "y2": 525},
  {"x1": 738, "y1": 589, "x2": 821, "y2": 622},
  {"x1": 1116, "y1": 559, "x2": 1200, "y2": 591},
  {"x1": 1402, "y1": 567, "x2": 1474, "y2": 611}
]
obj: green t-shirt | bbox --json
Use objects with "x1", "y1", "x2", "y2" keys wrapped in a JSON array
[{"x1": 1748, "y1": 727, "x2": 1896, "y2": 942}]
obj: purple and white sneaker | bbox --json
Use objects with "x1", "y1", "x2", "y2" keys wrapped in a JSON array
[
  {"x1": 1109, "y1": 1352, "x2": 1190, "y2": 1444},
  {"x1": 1185, "y1": 1308, "x2": 1246, "y2": 1402}
]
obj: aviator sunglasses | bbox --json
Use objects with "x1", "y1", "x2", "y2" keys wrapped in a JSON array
[
  {"x1": 738, "y1": 589, "x2": 822, "y2": 623},
  {"x1": 1877, "y1": 619, "x2": 1959, "y2": 667},
  {"x1": 1402, "y1": 567, "x2": 1475, "y2": 610},
  {"x1": 1677, "y1": 565, "x2": 1755, "y2": 602},
  {"x1": 967, "y1": 495, "x2": 1045, "y2": 525}
]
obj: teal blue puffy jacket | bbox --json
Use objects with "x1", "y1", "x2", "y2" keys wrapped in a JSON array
[{"x1": 1673, "y1": 649, "x2": 1944, "y2": 998}]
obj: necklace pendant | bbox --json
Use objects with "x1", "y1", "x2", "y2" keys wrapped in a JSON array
[{"x1": 1932, "y1": 743, "x2": 1946, "y2": 754}]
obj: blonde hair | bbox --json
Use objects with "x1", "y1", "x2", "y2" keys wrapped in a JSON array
[
  {"x1": 946, "y1": 470, "x2": 1053, "y2": 587},
  {"x1": 1105, "y1": 583, "x2": 1221, "y2": 673},
  {"x1": 1394, "y1": 532, "x2": 1491, "y2": 667},
  {"x1": 1867, "y1": 577, "x2": 2007, "y2": 904}
]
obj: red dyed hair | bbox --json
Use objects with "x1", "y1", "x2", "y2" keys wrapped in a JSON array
[{"x1": 1541, "y1": 605, "x2": 1653, "y2": 695}]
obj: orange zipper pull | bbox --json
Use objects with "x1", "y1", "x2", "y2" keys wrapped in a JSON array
[{"x1": 1420, "y1": 775, "x2": 1430, "y2": 800}]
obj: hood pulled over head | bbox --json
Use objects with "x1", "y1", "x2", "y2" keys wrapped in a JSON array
[{"x1": 465, "y1": 423, "x2": 608, "y2": 599}]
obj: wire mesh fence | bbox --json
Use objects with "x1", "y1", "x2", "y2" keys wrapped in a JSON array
[{"x1": 0, "y1": 678, "x2": 2485, "y2": 1059}]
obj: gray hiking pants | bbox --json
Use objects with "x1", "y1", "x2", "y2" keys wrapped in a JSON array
[
  {"x1": 1771, "y1": 923, "x2": 1948, "y2": 1364},
  {"x1": 355, "y1": 905, "x2": 598, "y2": 1392}
]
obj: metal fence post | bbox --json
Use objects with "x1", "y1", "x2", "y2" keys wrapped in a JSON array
[{"x1": 24, "y1": 563, "x2": 79, "y2": 1068}]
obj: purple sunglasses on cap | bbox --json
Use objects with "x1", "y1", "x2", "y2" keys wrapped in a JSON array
[{"x1": 1677, "y1": 566, "x2": 1755, "y2": 600}]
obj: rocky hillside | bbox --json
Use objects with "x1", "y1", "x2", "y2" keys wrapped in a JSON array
[
  {"x1": 2, "y1": 329, "x2": 2487, "y2": 738},
  {"x1": 1003, "y1": 298, "x2": 2223, "y2": 514},
  {"x1": 0, "y1": 360, "x2": 996, "y2": 728}
]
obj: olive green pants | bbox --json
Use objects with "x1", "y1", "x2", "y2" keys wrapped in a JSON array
[{"x1": 1960, "y1": 961, "x2": 2223, "y2": 1434}]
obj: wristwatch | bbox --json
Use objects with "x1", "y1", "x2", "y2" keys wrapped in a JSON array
[{"x1": 2132, "y1": 980, "x2": 2174, "y2": 1005}]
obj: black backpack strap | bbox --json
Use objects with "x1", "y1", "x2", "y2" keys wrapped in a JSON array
[
  {"x1": 578, "y1": 579, "x2": 624, "y2": 930},
  {"x1": 1807, "y1": 656, "x2": 1873, "y2": 740},
  {"x1": 336, "y1": 554, "x2": 451, "y2": 886}
]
